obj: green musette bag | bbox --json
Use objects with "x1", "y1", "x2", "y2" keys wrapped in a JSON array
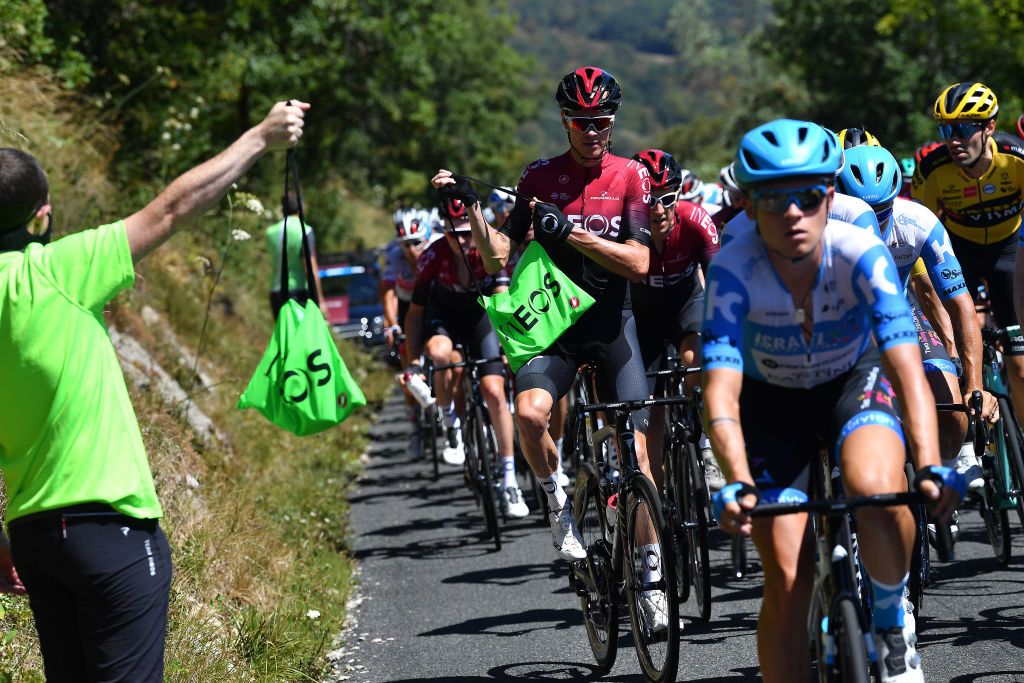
[
  {"x1": 238, "y1": 151, "x2": 365, "y2": 435},
  {"x1": 478, "y1": 241, "x2": 594, "y2": 372}
]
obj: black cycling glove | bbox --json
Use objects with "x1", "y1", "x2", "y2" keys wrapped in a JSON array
[
  {"x1": 440, "y1": 174, "x2": 479, "y2": 207},
  {"x1": 533, "y1": 202, "x2": 574, "y2": 244}
]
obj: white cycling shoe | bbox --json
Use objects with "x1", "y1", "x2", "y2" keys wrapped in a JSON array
[
  {"x1": 874, "y1": 623, "x2": 924, "y2": 683},
  {"x1": 549, "y1": 504, "x2": 587, "y2": 561},
  {"x1": 954, "y1": 445, "x2": 984, "y2": 492},
  {"x1": 503, "y1": 485, "x2": 530, "y2": 518},
  {"x1": 640, "y1": 590, "x2": 670, "y2": 634},
  {"x1": 442, "y1": 426, "x2": 465, "y2": 466},
  {"x1": 701, "y1": 448, "x2": 726, "y2": 491}
]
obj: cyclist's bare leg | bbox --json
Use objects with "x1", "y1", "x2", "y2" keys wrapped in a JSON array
[
  {"x1": 838, "y1": 425, "x2": 914, "y2": 584},
  {"x1": 481, "y1": 374, "x2": 515, "y2": 460},
  {"x1": 680, "y1": 334, "x2": 700, "y2": 394},
  {"x1": 929, "y1": 370, "x2": 968, "y2": 461},
  {"x1": 424, "y1": 335, "x2": 457, "y2": 409},
  {"x1": 515, "y1": 388, "x2": 558, "y2": 477},
  {"x1": 750, "y1": 512, "x2": 815, "y2": 683},
  {"x1": 1004, "y1": 354, "x2": 1024, "y2": 427},
  {"x1": 549, "y1": 395, "x2": 567, "y2": 443}
]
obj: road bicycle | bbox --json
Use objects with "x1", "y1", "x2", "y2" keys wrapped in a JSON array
[
  {"x1": 431, "y1": 349, "x2": 508, "y2": 551},
  {"x1": 566, "y1": 364, "x2": 685, "y2": 682}
]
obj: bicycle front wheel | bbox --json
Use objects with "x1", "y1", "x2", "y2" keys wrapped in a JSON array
[
  {"x1": 624, "y1": 474, "x2": 680, "y2": 683},
  {"x1": 823, "y1": 597, "x2": 870, "y2": 683},
  {"x1": 684, "y1": 442, "x2": 712, "y2": 622},
  {"x1": 572, "y1": 462, "x2": 618, "y2": 674},
  {"x1": 997, "y1": 398, "x2": 1024, "y2": 529},
  {"x1": 472, "y1": 406, "x2": 502, "y2": 551}
]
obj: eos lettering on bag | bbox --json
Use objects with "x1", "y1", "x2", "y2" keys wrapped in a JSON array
[
  {"x1": 498, "y1": 273, "x2": 563, "y2": 339},
  {"x1": 265, "y1": 348, "x2": 333, "y2": 403}
]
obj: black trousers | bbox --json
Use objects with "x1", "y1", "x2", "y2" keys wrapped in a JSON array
[{"x1": 8, "y1": 505, "x2": 173, "y2": 682}]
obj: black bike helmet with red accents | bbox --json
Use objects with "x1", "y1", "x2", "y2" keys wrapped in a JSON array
[
  {"x1": 1016, "y1": 114, "x2": 1024, "y2": 139},
  {"x1": 555, "y1": 66, "x2": 622, "y2": 114},
  {"x1": 439, "y1": 197, "x2": 469, "y2": 228},
  {"x1": 633, "y1": 149, "x2": 682, "y2": 190}
]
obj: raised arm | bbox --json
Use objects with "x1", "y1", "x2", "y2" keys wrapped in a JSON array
[
  {"x1": 125, "y1": 101, "x2": 309, "y2": 263},
  {"x1": 431, "y1": 169, "x2": 515, "y2": 273}
]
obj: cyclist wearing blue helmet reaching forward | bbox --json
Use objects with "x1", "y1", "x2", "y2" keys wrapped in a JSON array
[{"x1": 703, "y1": 119, "x2": 965, "y2": 683}]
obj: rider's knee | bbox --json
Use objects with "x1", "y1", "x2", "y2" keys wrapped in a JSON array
[
  {"x1": 424, "y1": 336, "x2": 452, "y2": 363},
  {"x1": 480, "y1": 376, "x2": 505, "y2": 406},
  {"x1": 516, "y1": 400, "x2": 550, "y2": 440}
]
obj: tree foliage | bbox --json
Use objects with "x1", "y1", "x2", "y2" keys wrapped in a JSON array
[{"x1": 5, "y1": 0, "x2": 535, "y2": 213}]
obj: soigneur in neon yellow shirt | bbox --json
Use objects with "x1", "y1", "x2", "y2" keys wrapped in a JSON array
[{"x1": 0, "y1": 221, "x2": 162, "y2": 523}]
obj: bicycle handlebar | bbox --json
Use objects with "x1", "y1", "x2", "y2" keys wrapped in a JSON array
[
  {"x1": 746, "y1": 486, "x2": 954, "y2": 562},
  {"x1": 576, "y1": 396, "x2": 691, "y2": 414}
]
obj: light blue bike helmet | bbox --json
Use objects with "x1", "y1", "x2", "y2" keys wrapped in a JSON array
[
  {"x1": 835, "y1": 146, "x2": 901, "y2": 208},
  {"x1": 734, "y1": 119, "x2": 842, "y2": 188}
]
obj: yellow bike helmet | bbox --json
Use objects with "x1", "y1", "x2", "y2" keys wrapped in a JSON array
[
  {"x1": 837, "y1": 127, "x2": 881, "y2": 149},
  {"x1": 933, "y1": 82, "x2": 999, "y2": 121}
]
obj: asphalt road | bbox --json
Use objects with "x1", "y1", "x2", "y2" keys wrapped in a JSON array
[{"x1": 330, "y1": 389, "x2": 1024, "y2": 682}]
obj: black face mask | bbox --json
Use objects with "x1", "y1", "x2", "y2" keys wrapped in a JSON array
[{"x1": 0, "y1": 212, "x2": 52, "y2": 252}]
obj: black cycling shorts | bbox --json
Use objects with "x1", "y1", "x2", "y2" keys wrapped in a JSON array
[
  {"x1": 739, "y1": 347, "x2": 903, "y2": 495},
  {"x1": 909, "y1": 301, "x2": 957, "y2": 375},
  {"x1": 514, "y1": 304, "x2": 651, "y2": 432},
  {"x1": 9, "y1": 504, "x2": 173, "y2": 683},
  {"x1": 426, "y1": 305, "x2": 504, "y2": 377},
  {"x1": 636, "y1": 275, "x2": 704, "y2": 395},
  {"x1": 949, "y1": 231, "x2": 1018, "y2": 328}
]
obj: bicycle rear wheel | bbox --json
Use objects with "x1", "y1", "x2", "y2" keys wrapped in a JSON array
[
  {"x1": 624, "y1": 474, "x2": 680, "y2": 683},
  {"x1": 572, "y1": 462, "x2": 618, "y2": 674},
  {"x1": 472, "y1": 406, "x2": 502, "y2": 551},
  {"x1": 684, "y1": 442, "x2": 712, "y2": 621}
]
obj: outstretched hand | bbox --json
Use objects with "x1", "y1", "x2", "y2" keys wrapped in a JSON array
[{"x1": 261, "y1": 101, "x2": 310, "y2": 151}]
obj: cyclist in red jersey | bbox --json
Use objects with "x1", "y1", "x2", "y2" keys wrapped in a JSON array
[
  {"x1": 404, "y1": 199, "x2": 528, "y2": 518},
  {"x1": 432, "y1": 67, "x2": 656, "y2": 577},
  {"x1": 631, "y1": 149, "x2": 726, "y2": 490}
]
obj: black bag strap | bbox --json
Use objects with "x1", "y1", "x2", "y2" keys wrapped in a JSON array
[
  {"x1": 281, "y1": 148, "x2": 319, "y2": 303},
  {"x1": 436, "y1": 189, "x2": 485, "y2": 301}
]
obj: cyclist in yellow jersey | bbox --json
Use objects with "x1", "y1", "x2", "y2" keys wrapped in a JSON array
[{"x1": 913, "y1": 82, "x2": 1024, "y2": 424}]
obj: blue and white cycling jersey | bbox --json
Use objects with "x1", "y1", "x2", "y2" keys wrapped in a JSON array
[
  {"x1": 883, "y1": 198, "x2": 967, "y2": 300},
  {"x1": 702, "y1": 220, "x2": 917, "y2": 389},
  {"x1": 720, "y1": 192, "x2": 881, "y2": 246}
]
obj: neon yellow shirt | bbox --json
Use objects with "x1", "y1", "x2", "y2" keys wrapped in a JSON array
[{"x1": 0, "y1": 222, "x2": 162, "y2": 522}]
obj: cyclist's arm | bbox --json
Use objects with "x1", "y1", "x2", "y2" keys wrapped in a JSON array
[
  {"x1": 468, "y1": 201, "x2": 517, "y2": 273},
  {"x1": 380, "y1": 285, "x2": 398, "y2": 329},
  {"x1": 566, "y1": 231, "x2": 650, "y2": 282},
  {"x1": 405, "y1": 303, "x2": 426, "y2": 365},
  {"x1": 703, "y1": 368, "x2": 752, "y2": 485},
  {"x1": 881, "y1": 343, "x2": 941, "y2": 471},
  {"x1": 126, "y1": 101, "x2": 308, "y2": 263},
  {"x1": 855, "y1": 245, "x2": 940, "y2": 469}
]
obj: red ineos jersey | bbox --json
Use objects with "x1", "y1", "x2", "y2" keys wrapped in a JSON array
[
  {"x1": 411, "y1": 238, "x2": 510, "y2": 309},
  {"x1": 644, "y1": 201, "x2": 718, "y2": 286},
  {"x1": 632, "y1": 201, "x2": 718, "y2": 313},
  {"x1": 500, "y1": 151, "x2": 652, "y2": 308}
]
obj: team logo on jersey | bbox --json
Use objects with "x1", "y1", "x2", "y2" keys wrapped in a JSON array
[
  {"x1": 963, "y1": 186, "x2": 978, "y2": 198},
  {"x1": 559, "y1": 174, "x2": 569, "y2": 184},
  {"x1": 707, "y1": 280, "x2": 743, "y2": 324},
  {"x1": 591, "y1": 190, "x2": 620, "y2": 201},
  {"x1": 856, "y1": 255, "x2": 898, "y2": 304},
  {"x1": 559, "y1": 193, "x2": 570, "y2": 201},
  {"x1": 550, "y1": 192, "x2": 560, "y2": 200},
  {"x1": 929, "y1": 231, "x2": 955, "y2": 264},
  {"x1": 984, "y1": 183, "x2": 997, "y2": 194}
]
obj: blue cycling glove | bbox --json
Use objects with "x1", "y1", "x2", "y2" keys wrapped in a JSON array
[
  {"x1": 712, "y1": 482, "x2": 760, "y2": 520},
  {"x1": 915, "y1": 464, "x2": 968, "y2": 500}
]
